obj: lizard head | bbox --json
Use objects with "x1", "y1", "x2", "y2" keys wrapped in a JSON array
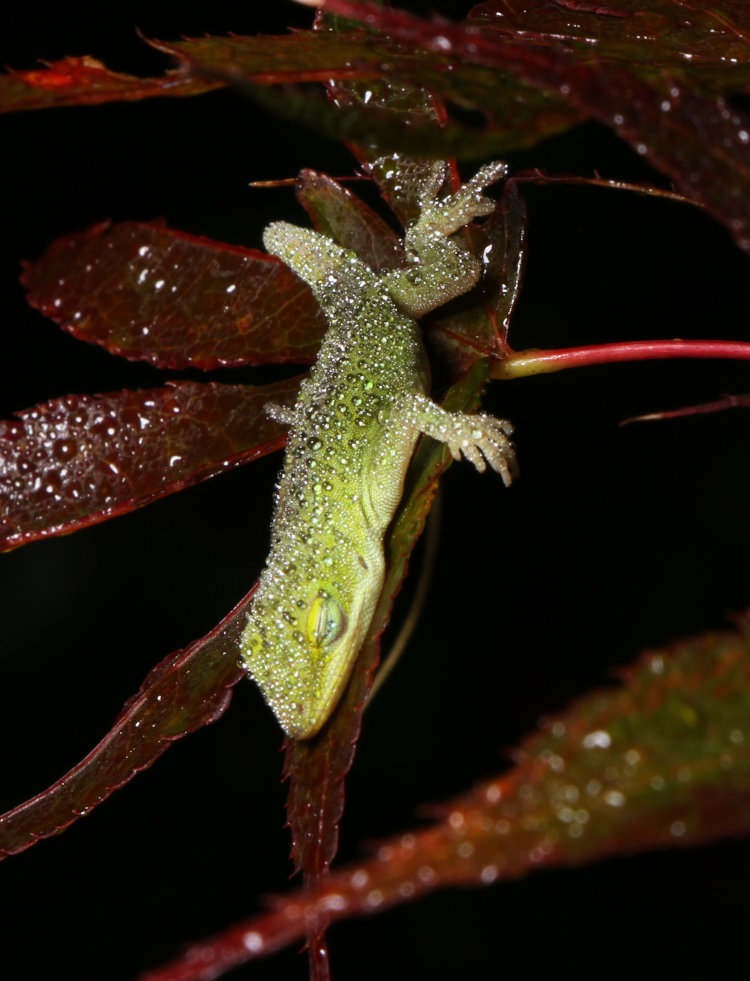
[
  {"x1": 280, "y1": 573, "x2": 379, "y2": 740},
  {"x1": 241, "y1": 553, "x2": 384, "y2": 741}
]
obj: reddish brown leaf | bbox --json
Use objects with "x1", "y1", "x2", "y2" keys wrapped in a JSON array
[
  {"x1": 153, "y1": 31, "x2": 412, "y2": 85},
  {"x1": 0, "y1": 585, "x2": 254, "y2": 859},
  {"x1": 0, "y1": 379, "x2": 301, "y2": 551},
  {"x1": 140, "y1": 619, "x2": 750, "y2": 981},
  {"x1": 2, "y1": 30, "x2": 573, "y2": 155},
  {"x1": 470, "y1": 0, "x2": 750, "y2": 87},
  {"x1": 158, "y1": 31, "x2": 578, "y2": 158},
  {"x1": 22, "y1": 221, "x2": 326, "y2": 370},
  {"x1": 480, "y1": 178, "x2": 527, "y2": 353},
  {"x1": 0, "y1": 56, "x2": 218, "y2": 113},
  {"x1": 295, "y1": 169, "x2": 407, "y2": 272},
  {"x1": 2, "y1": 32, "x2": 577, "y2": 158},
  {"x1": 319, "y1": 0, "x2": 750, "y2": 253},
  {"x1": 316, "y1": 20, "x2": 462, "y2": 225},
  {"x1": 308, "y1": 0, "x2": 750, "y2": 90}
]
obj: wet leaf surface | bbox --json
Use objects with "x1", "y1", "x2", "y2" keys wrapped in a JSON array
[
  {"x1": 156, "y1": 31, "x2": 580, "y2": 159},
  {"x1": 2, "y1": 29, "x2": 575, "y2": 155},
  {"x1": 295, "y1": 169, "x2": 407, "y2": 272},
  {"x1": 0, "y1": 379, "x2": 300, "y2": 551},
  {"x1": 0, "y1": 585, "x2": 254, "y2": 859},
  {"x1": 319, "y1": 20, "x2": 462, "y2": 226},
  {"x1": 469, "y1": 0, "x2": 750, "y2": 88},
  {"x1": 319, "y1": 0, "x2": 750, "y2": 253},
  {"x1": 140, "y1": 619, "x2": 750, "y2": 980},
  {"x1": 23, "y1": 221, "x2": 326, "y2": 370},
  {"x1": 0, "y1": 56, "x2": 218, "y2": 113}
]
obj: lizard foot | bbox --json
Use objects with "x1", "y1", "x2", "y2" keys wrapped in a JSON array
[
  {"x1": 406, "y1": 393, "x2": 517, "y2": 486},
  {"x1": 441, "y1": 412, "x2": 516, "y2": 484}
]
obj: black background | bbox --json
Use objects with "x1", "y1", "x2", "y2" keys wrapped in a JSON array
[{"x1": 3, "y1": 3, "x2": 750, "y2": 979}]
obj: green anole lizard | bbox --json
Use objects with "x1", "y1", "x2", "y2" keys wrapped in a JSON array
[{"x1": 240, "y1": 158, "x2": 516, "y2": 739}]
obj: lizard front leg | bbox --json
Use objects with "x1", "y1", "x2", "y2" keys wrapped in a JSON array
[
  {"x1": 383, "y1": 160, "x2": 508, "y2": 318},
  {"x1": 264, "y1": 401, "x2": 298, "y2": 426},
  {"x1": 401, "y1": 392, "x2": 517, "y2": 486}
]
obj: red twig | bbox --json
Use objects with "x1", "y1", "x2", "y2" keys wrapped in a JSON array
[{"x1": 622, "y1": 393, "x2": 750, "y2": 424}]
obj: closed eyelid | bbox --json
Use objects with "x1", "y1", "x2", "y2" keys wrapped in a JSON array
[{"x1": 308, "y1": 593, "x2": 347, "y2": 648}]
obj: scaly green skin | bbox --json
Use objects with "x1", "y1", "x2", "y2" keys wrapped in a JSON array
[{"x1": 241, "y1": 160, "x2": 516, "y2": 739}]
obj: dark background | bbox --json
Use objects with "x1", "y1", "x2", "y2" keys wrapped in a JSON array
[{"x1": 3, "y1": 3, "x2": 750, "y2": 979}]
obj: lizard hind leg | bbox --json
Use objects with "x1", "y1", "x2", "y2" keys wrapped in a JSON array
[{"x1": 409, "y1": 160, "x2": 509, "y2": 242}]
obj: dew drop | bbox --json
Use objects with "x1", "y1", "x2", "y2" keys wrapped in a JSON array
[
  {"x1": 365, "y1": 889, "x2": 384, "y2": 908},
  {"x1": 480, "y1": 865, "x2": 498, "y2": 884},
  {"x1": 243, "y1": 932, "x2": 263, "y2": 952},
  {"x1": 52, "y1": 438, "x2": 77, "y2": 462},
  {"x1": 350, "y1": 869, "x2": 369, "y2": 889},
  {"x1": 603, "y1": 790, "x2": 625, "y2": 807},
  {"x1": 582, "y1": 729, "x2": 611, "y2": 749}
]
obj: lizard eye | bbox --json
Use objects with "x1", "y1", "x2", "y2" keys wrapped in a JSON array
[{"x1": 308, "y1": 593, "x2": 347, "y2": 648}]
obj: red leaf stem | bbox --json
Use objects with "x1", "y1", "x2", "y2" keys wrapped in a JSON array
[{"x1": 494, "y1": 339, "x2": 750, "y2": 379}]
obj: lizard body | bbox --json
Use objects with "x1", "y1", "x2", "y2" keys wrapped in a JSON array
[{"x1": 240, "y1": 160, "x2": 516, "y2": 739}]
